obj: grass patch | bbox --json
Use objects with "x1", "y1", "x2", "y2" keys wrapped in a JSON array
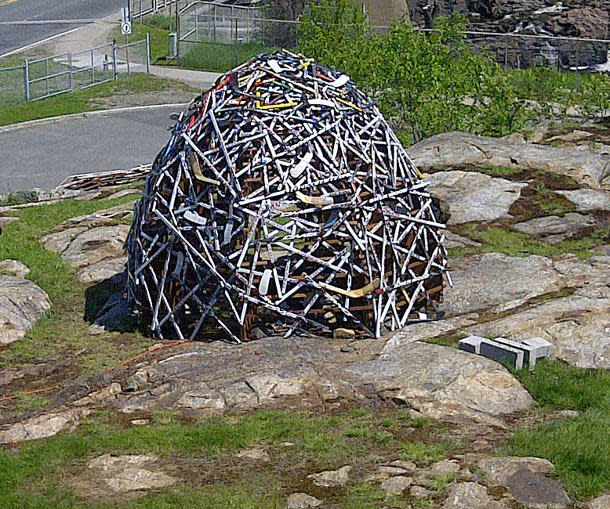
[
  {"x1": 179, "y1": 42, "x2": 274, "y2": 72},
  {"x1": 424, "y1": 472, "x2": 455, "y2": 491},
  {"x1": 0, "y1": 407, "x2": 453, "y2": 508},
  {"x1": 514, "y1": 359, "x2": 610, "y2": 412},
  {"x1": 0, "y1": 74, "x2": 194, "y2": 126},
  {"x1": 399, "y1": 441, "x2": 447, "y2": 464},
  {"x1": 508, "y1": 360, "x2": 610, "y2": 500},
  {"x1": 451, "y1": 225, "x2": 609, "y2": 259},
  {"x1": 114, "y1": 22, "x2": 171, "y2": 63},
  {"x1": 0, "y1": 195, "x2": 148, "y2": 376},
  {"x1": 469, "y1": 166, "x2": 523, "y2": 178}
]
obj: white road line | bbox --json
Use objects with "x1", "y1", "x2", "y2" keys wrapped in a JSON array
[
  {"x1": 0, "y1": 19, "x2": 99, "y2": 25},
  {"x1": 0, "y1": 25, "x2": 85, "y2": 59}
]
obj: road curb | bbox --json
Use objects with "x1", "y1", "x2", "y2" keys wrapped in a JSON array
[{"x1": 0, "y1": 103, "x2": 189, "y2": 134}]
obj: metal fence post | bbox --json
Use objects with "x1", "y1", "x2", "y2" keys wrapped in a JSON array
[
  {"x1": 45, "y1": 57, "x2": 50, "y2": 96},
  {"x1": 91, "y1": 48, "x2": 95, "y2": 86},
  {"x1": 112, "y1": 39, "x2": 118, "y2": 80},
  {"x1": 68, "y1": 51, "x2": 73, "y2": 90},
  {"x1": 146, "y1": 33, "x2": 151, "y2": 73},
  {"x1": 23, "y1": 59, "x2": 30, "y2": 102},
  {"x1": 176, "y1": 7, "x2": 180, "y2": 59},
  {"x1": 139, "y1": 0, "x2": 143, "y2": 22}
]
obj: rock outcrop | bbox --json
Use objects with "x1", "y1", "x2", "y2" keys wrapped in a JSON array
[
  {"x1": 41, "y1": 202, "x2": 134, "y2": 284},
  {"x1": 0, "y1": 275, "x2": 51, "y2": 345},
  {"x1": 410, "y1": 132, "x2": 610, "y2": 189}
]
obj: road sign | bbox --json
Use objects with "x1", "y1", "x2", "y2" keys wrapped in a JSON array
[{"x1": 121, "y1": 21, "x2": 132, "y2": 35}]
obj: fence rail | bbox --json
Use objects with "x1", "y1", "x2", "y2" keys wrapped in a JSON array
[
  {"x1": 1, "y1": 36, "x2": 150, "y2": 104},
  {"x1": 129, "y1": 0, "x2": 182, "y2": 21}
]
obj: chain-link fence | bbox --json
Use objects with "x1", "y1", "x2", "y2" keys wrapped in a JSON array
[{"x1": 178, "y1": 2, "x2": 609, "y2": 72}]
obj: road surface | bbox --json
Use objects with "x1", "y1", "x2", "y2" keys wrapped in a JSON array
[
  {"x1": 0, "y1": 0, "x2": 125, "y2": 56},
  {"x1": 0, "y1": 105, "x2": 184, "y2": 194}
]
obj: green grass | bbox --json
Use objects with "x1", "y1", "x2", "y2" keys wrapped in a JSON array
[
  {"x1": 0, "y1": 74, "x2": 194, "y2": 126},
  {"x1": 0, "y1": 195, "x2": 148, "y2": 375},
  {"x1": 114, "y1": 22, "x2": 171, "y2": 63},
  {"x1": 0, "y1": 407, "x2": 452, "y2": 508},
  {"x1": 508, "y1": 360, "x2": 610, "y2": 500},
  {"x1": 450, "y1": 225, "x2": 609, "y2": 260},
  {"x1": 424, "y1": 472, "x2": 455, "y2": 491},
  {"x1": 179, "y1": 42, "x2": 274, "y2": 72},
  {"x1": 398, "y1": 441, "x2": 447, "y2": 464}
]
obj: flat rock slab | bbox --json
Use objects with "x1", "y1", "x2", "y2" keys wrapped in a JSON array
[
  {"x1": 512, "y1": 213, "x2": 596, "y2": 243},
  {"x1": 307, "y1": 465, "x2": 352, "y2": 487},
  {"x1": 41, "y1": 203, "x2": 134, "y2": 284},
  {"x1": 410, "y1": 131, "x2": 610, "y2": 189},
  {"x1": 0, "y1": 259, "x2": 30, "y2": 277},
  {"x1": 442, "y1": 253, "x2": 561, "y2": 315},
  {"x1": 424, "y1": 171, "x2": 525, "y2": 224},
  {"x1": 0, "y1": 275, "x2": 51, "y2": 345},
  {"x1": 286, "y1": 493, "x2": 323, "y2": 508},
  {"x1": 477, "y1": 456, "x2": 554, "y2": 486},
  {"x1": 443, "y1": 482, "x2": 507, "y2": 509},
  {"x1": 88, "y1": 453, "x2": 176, "y2": 493},
  {"x1": 506, "y1": 467, "x2": 571, "y2": 509},
  {"x1": 444, "y1": 231, "x2": 482, "y2": 249},
  {"x1": 0, "y1": 408, "x2": 90, "y2": 444},
  {"x1": 109, "y1": 333, "x2": 532, "y2": 428},
  {"x1": 467, "y1": 281, "x2": 610, "y2": 369},
  {"x1": 589, "y1": 494, "x2": 610, "y2": 509},
  {"x1": 556, "y1": 189, "x2": 610, "y2": 211},
  {"x1": 347, "y1": 342, "x2": 533, "y2": 427}
]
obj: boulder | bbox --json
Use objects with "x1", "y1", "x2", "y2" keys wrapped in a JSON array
[
  {"x1": 556, "y1": 189, "x2": 610, "y2": 212},
  {"x1": 410, "y1": 132, "x2": 610, "y2": 189},
  {"x1": 443, "y1": 482, "x2": 507, "y2": 509},
  {"x1": 424, "y1": 171, "x2": 526, "y2": 224},
  {"x1": 348, "y1": 342, "x2": 533, "y2": 427},
  {"x1": 0, "y1": 275, "x2": 51, "y2": 345}
]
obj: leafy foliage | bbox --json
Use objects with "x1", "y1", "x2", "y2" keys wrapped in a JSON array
[{"x1": 297, "y1": 1, "x2": 610, "y2": 143}]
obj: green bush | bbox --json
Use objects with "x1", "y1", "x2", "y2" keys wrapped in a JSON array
[{"x1": 297, "y1": 0, "x2": 610, "y2": 143}]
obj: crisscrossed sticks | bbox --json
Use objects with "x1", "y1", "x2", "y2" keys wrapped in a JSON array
[{"x1": 126, "y1": 50, "x2": 449, "y2": 342}]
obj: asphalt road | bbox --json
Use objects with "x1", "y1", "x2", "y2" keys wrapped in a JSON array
[
  {"x1": 0, "y1": 0, "x2": 125, "y2": 56},
  {"x1": 0, "y1": 105, "x2": 183, "y2": 194}
]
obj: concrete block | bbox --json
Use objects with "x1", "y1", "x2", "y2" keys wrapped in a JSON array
[
  {"x1": 492, "y1": 336, "x2": 553, "y2": 369},
  {"x1": 479, "y1": 340, "x2": 524, "y2": 370},
  {"x1": 458, "y1": 335, "x2": 486, "y2": 354}
]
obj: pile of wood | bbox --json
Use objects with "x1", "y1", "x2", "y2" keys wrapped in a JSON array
[{"x1": 126, "y1": 50, "x2": 449, "y2": 342}]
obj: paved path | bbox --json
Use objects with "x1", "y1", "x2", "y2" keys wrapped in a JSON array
[
  {"x1": 0, "y1": 0, "x2": 125, "y2": 57},
  {"x1": 0, "y1": 104, "x2": 184, "y2": 194}
]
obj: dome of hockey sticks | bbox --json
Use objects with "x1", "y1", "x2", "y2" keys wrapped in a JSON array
[{"x1": 126, "y1": 50, "x2": 448, "y2": 343}]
